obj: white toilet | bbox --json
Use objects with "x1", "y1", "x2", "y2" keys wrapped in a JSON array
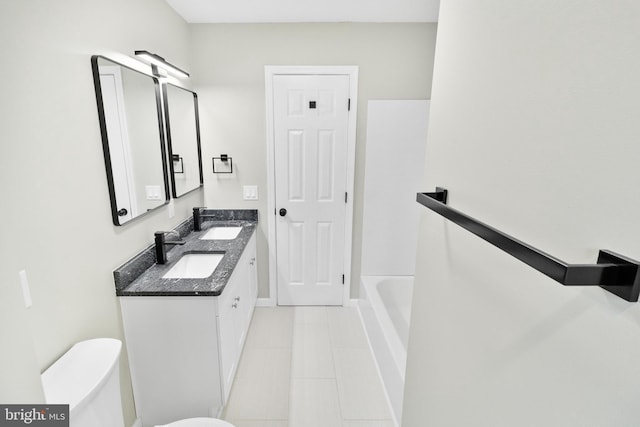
[{"x1": 41, "y1": 338, "x2": 234, "y2": 427}]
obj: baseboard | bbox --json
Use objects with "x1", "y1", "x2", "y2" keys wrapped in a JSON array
[
  {"x1": 256, "y1": 298, "x2": 357, "y2": 307},
  {"x1": 345, "y1": 298, "x2": 359, "y2": 307},
  {"x1": 256, "y1": 297, "x2": 276, "y2": 307}
]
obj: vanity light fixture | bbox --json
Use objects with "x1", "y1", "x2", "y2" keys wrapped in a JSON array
[{"x1": 134, "y1": 50, "x2": 190, "y2": 79}]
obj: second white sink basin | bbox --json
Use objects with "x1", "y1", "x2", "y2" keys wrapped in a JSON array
[
  {"x1": 162, "y1": 253, "x2": 224, "y2": 279},
  {"x1": 200, "y1": 226, "x2": 242, "y2": 240}
]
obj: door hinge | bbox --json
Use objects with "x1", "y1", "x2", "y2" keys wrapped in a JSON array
[
  {"x1": 348, "y1": 98, "x2": 351, "y2": 111},
  {"x1": 342, "y1": 274, "x2": 345, "y2": 284},
  {"x1": 345, "y1": 192, "x2": 348, "y2": 203}
]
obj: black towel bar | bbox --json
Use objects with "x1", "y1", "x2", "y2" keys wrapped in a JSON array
[{"x1": 417, "y1": 188, "x2": 640, "y2": 302}]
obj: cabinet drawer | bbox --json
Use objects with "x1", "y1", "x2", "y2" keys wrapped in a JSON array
[{"x1": 217, "y1": 268, "x2": 242, "y2": 313}]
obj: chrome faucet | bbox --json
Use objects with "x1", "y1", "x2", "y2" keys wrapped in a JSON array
[{"x1": 154, "y1": 231, "x2": 185, "y2": 264}]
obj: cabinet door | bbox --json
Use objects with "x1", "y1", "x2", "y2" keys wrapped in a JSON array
[
  {"x1": 218, "y1": 264, "x2": 245, "y2": 402},
  {"x1": 218, "y1": 302, "x2": 238, "y2": 401},
  {"x1": 236, "y1": 233, "x2": 257, "y2": 350},
  {"x1": 120, "y1": 297, "x2": 223, "y2": 426},
  {"x1": 232, "y1": 254, "x2": 251, "y2": 353},
  {"x1": 245, "y1": 234, "x2": 258, "y2": 326},
  {"x1": 218, "y1": 232, "x2": 259, "y2": 403}
]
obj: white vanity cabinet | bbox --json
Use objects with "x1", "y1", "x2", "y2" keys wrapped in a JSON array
[
  {"x1": 120, "y1": 233, "x2": 258, "y2": 427},
  {"x1": 218, "y1": 234, "x2": 257, "y2": 400}
]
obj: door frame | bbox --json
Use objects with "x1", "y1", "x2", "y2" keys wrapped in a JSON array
[
  {"x1": 264, "y1": 65, "x2": 359, "y2": 307},
  {"x1": 100, "y1": 65, "x2": 138, "y2": 220}
]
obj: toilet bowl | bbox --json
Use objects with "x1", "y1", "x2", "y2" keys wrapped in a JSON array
[
  {"x1": 41, "y1": 338, "x2": 235, "y2": 427},
  {"x1": 157, "y1": 418, "x2": 235, "y2": 427}
]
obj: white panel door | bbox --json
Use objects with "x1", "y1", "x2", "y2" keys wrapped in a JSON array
[
  {"x1": 274, "y1": 75, "x2": 350, "y2": 305},
  {"x1": 99, "y1": 66, "x2": 136, "y2": 222}
]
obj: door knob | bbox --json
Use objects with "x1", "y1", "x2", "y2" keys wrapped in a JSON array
[
  {"x1": 117, "y1": 208, "x2": 128, "y2": 216},
  {"x1": 279, "y1": 208, "x2": 287, "y2": 217}
]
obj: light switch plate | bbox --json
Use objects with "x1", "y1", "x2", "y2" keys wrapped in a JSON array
[
  {"x1": 243, "y1": 185, "x2": 258, "y2": 201},
  {"x1": 146, "y1": 185, "x2": 163, "y2": 200}
]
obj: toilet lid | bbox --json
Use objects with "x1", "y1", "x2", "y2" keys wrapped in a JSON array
[{"x1": 156, "y1": 418, "x2": 235, "y2": 427}]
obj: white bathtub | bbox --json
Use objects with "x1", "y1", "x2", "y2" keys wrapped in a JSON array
[{"x1": 358, "y1": 275, "x2": 414, "y2": 426}]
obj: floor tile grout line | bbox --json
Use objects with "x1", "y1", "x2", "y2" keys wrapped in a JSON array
[
  {"x1": 292, "y1": 316, "x2": 336, "y2": 381},
  {"x1": 225, "y1": 306, "x2": 393, "y2": 425},
  {"x1": 331, "y1": 369, "x2": 346, "y2": 424}
]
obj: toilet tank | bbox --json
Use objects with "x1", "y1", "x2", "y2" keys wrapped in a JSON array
[{"x1": 41, "y1": 338, "x2": 125, "y2": 427}]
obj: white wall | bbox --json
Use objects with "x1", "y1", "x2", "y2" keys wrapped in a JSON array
[
  {"x1": 0, "y1": 2, "x2": 198, "y2": 424},
  {"x1": 403, "y1": 1, "x2": 640, "y2": 426},
  {"x1": 361, "y1": 100, "x2": 429, "y2": 277},
  {"x1": 189, "y1": 23, "x2": 437, "y2": 298}
]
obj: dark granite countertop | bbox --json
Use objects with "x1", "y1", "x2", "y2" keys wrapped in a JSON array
[{"x1": 114, "y1": 210, "x2": 258, "y2": 297}]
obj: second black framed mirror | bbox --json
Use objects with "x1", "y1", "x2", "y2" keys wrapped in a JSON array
[{"x1": 162, "y1": 83, "x2": 203, "y2": 198}]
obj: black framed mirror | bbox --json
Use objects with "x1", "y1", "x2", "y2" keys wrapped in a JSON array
[
  {"x1": 162, "y1": 83, "x2": 203, "y2": 197},
  {"x1": 91, "y1": 55, "x2": 169, "y2": 225}
]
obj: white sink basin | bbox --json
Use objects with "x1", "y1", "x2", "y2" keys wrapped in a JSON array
[
  {"x1": 162, "y1": 253, "x2": 224, "y2": 279},
  {"x1": 200, "y1": 226, "x2": 243, "y2": 240}
]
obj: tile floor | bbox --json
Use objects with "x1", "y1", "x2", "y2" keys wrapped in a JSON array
[{"x1": 222, "y1": 306, "x2": 394, "y2": 427}]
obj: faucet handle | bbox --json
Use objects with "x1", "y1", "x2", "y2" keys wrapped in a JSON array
[{"x1": 155, "y1": 230, "x2": 182, "y2": 240}]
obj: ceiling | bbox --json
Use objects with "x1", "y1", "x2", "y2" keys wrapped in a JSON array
[{"x1": 164, "y1": 0, "x2": 440, "y2": 23}]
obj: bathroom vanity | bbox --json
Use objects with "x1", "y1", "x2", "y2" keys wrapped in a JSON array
[{"x1": 114, "y1": 210, "x2": 258, "y2": 426}]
